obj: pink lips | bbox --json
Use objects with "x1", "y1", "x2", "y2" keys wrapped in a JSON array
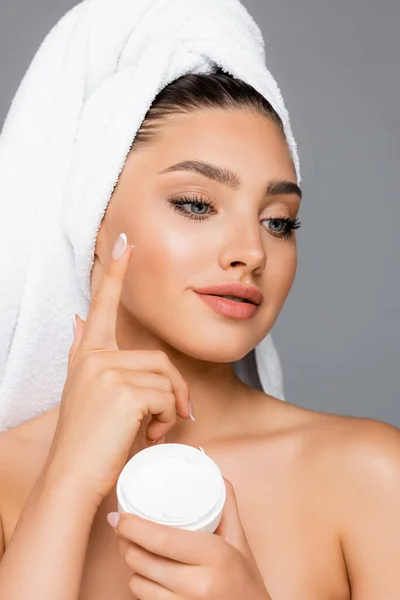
[
  {"x1": 194, "y1": 282, "x2": 263, "y2": 305},
  {"x1": 193, "y1": 292, "x2": 259, "y2": 319}
]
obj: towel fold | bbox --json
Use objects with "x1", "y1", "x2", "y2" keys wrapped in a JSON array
[{"x1": 0, "y1": 0, "x2": 300, "y2": 432}]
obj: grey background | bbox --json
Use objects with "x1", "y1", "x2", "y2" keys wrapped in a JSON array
[{"x1": 0, "y1": 1, "x2": 398, "y2": 425}]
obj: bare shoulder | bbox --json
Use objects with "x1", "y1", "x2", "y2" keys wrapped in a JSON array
[
  {"x1": 303, "y1": 408, "x2": 400, "y2": 475},
  {"x1": 315, "y1": 410, "x2": 400, "y2": 505},
  {"x1": 0, "y1": 410, "x2": 58, "y2": 548},
  {"x1": 268, "y1": 395, "x2": 400, "y2": 460},
  {"x1": 0, "y1": 408, "x2": 57, "y2": 478},
  {"x1": 263, "y1": 395, "x2": 400, "y2": 496},
  {"x1": 305, "y1": 411, "x2": 400, "y2": 599}
]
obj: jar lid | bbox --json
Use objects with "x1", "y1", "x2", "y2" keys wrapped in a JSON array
[{"x1": 117, "y1": 443, "x2": 225, "y2": 526}]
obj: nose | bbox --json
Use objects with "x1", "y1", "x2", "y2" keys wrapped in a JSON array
[{"x1": 219, "y1": 219, "x2": 266, "y2": 276}]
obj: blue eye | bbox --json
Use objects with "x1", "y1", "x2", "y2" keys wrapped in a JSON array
[
  {"x1": 262, "y1": 217, "x2": 301, "y2": 240},
  {"x1": 168, "y1": 194, "x2": 216, "y2": 221},
  {"x1": 167, "y1": 194, "x2": 301, "y2": 240}
]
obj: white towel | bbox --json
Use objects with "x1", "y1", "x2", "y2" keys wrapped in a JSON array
[{"x1": 0, "y1": 0, "x2": 300, "y2": 433}]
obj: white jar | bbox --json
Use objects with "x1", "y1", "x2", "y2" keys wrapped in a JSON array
[{"x1": 116, "y1": 443, "x2": 226, "y2": 533}]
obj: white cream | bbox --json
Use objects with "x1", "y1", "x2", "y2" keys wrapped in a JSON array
[{"x1": 116, "y1": 443, "x2": 226, "y2": 532}]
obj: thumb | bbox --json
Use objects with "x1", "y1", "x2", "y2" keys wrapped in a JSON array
[
  {"x1": 214, "y1": 478, "x2": 253, "y2": 559},
  {"x1": 215, "y1": 478, "x2": 264, "y2": 581}
]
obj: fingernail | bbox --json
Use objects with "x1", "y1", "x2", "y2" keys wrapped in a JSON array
[
  {"x1": 112, "y1": 233, "x2": 127, "y2": 260},
  {"x1": 107, "y1": 512, "x2": 120, "y2": 528},
  {"x1": 149, "y1": 434, "x2": 166, "y2": 445},
  {"x1": 189, "y1": 399, "x2": 195, "y2": 422},
  {"x1": 72, "y1": 314, "x2": 77, "y2": 337}
]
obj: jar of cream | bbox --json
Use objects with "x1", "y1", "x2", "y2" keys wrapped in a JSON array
[{"x1": 116, "y1": 443, "x2": 226, "y2": 533}]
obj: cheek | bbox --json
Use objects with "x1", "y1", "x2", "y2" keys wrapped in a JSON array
[
  {"x1": 131, "y1": 225, "x2": 201, "y2": 289},
  {"x1": 155, "y1": 227, "x2": 197, "y2": 266},
  {"x1": 268, "y1": 244, "x2": 297, "y2": 299}
]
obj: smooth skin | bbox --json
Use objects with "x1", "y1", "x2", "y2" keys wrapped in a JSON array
[{"x1": 0, "y1": 108, "x2": 399, "y2": 600}]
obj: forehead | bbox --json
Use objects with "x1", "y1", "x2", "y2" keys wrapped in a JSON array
[{"x1": 140, "y1": 108, "x2": 296, "y2": 181}]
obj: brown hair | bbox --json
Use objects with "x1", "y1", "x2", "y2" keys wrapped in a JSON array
[{"x1": 131, "y1": 67, "x2": 285, "y2": 151}]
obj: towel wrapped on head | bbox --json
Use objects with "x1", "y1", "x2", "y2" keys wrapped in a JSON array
[{"x1": 0, "y1": 0, "x2": 301, "y2": 432}]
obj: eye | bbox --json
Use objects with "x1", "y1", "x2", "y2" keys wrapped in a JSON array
[
  {"x1": 268, "y1": 219, "x2": 286, "y2": 234},
  {"x1": 167, "y1": 194, "x2": 216, "y2": 221},
  {"x1": 167, "y1": 194, "x2": 302, "y2": 240},
  {"x1": 262, "y1": 216, "x2": 302, "y2": 240}
]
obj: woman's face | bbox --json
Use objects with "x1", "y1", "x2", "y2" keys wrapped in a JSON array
[{"x1": 91, "y1": 108, "x2": 301, "y2": 362}]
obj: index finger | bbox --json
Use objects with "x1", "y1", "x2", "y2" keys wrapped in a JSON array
[{"x1": 79, "y1": 232, "x2": 133, "y2": 351}]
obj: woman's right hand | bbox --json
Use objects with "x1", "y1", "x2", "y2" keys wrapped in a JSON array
[{"x1": 44, "y1": 233, "x2": 192, "y2": 504}]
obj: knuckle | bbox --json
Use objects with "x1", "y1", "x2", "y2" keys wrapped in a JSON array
[
  {"x1": 195, "y1": 571, "x2": 217, "y2": 598},
  {"x1": 168, "y1": 391, "x2": 178, "y2": 411},
  {"x1": 129, "y1": 573, "x2": 141, "y2": 593},
  {"x1": 162, "y1": 378, "x2": 173, "y2": 393},
  {"x1": 118, "y1": 384, "x2": 137, "y2": 405},
  {"x1": 125, "y1": 543, "x2": 139, "y2": 565},
  {"x1": 154, "y1": 350, "x2": 169, "y2": 367},
  {"x1": 99, "y1": 368, "x2": 119, "y2": 387},
  {"x1": 81, "y1": 352, "x2": 101, "y2": 374},
  {"x1": 116, "y1": 386, "x2": 145, "y2": 417},
  {"x1": 153, "y1": 530, "x2": 169, "y2": 548}
]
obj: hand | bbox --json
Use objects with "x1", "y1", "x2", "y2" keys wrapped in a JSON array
[
  {"x1": 109, "y1": 477, "x2": 272, "y2": 599},
  {"x1": 44, "y1": 232, "x2": 192, "y2": 504}
]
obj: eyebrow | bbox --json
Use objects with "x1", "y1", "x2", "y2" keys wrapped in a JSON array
[{"x1": 159, "y1": 160, "x2": 302, "y2": 200}]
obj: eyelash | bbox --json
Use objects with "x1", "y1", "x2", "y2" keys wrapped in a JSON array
[{"x1": 167, "y1": 194, "x2": 302, "y2": 240}]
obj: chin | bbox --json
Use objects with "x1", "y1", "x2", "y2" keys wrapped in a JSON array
[
  {"x1": 167, "y1": 331, "x2": 264, "y2": 364},
  {"x1": 135, "y1": 305, "x2": 275, "y2": 362}
]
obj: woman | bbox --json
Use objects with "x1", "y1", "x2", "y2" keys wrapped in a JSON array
[{"x1": 1, "y1": 17, "x2": 400, "y2": 600}]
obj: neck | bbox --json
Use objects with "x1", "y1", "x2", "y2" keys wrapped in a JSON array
[
  {"x1": 126, "y1": 355, "x2": 261, "y2": 458},
  {"x1": 98, "y1": 301, "x2": 276, "y2": 462}
]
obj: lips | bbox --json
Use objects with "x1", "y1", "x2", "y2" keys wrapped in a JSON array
[
  {"x1": 193, "y1": 282, "x2": 263, "y2": 305},
  {"x1": 194, "y1": 293, "x2": 259, "y2": 319}
]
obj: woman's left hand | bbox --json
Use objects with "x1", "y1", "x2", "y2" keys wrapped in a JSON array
[{"x1": 107, "y1": 477, "x2": 272, "y2": 599}]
